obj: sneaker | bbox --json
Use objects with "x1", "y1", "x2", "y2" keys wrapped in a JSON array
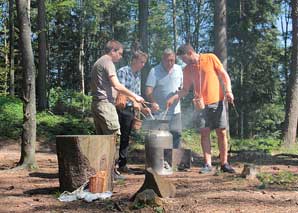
[
  {"x1": 220, "y1": 163, "x2": 236, "y2": 173},
  {"x1": 199, "y1": 164, "x2": 213, "y2": 174},
  {"x1": 118, "y1": 165, "x2": 134, "y2": 174},
  {"x1": 113, "y1": 169, "x2": 126, "y2": 181}
]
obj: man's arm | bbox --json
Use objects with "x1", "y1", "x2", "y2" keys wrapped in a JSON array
[
  {"x1": 110, "y1": 75, "x2": 144, "y2": 103},
  {"x1": 166, "y1": 86, "x2": 189, "y2": 109},
  {"x1": 145, "y1": 86, "x2": 160, "y2": 111},
  {"x1": 218, "y1": 68, "x2": 234, "y2": 103}
]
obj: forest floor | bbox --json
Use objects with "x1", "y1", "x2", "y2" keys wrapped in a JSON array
[{"x1": 1, "y1": 138, "x2": 298, "y2": 213}]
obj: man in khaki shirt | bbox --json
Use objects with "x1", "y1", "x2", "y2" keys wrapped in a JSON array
[{"x1": 91, "y1": 40, "x2": 144, "y2": 135}]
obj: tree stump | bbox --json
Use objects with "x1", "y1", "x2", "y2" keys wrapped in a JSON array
[
  {"x1": 241, "y1": 163, "x2": 260, "y2": 180},
  {"x1": 56, "y1": 135, "x2": 116, "y2": 192}
]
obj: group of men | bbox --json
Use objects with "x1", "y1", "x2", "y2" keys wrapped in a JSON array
[{"x1": 90, "y1": 40, "x2": 235, "y2": 178}]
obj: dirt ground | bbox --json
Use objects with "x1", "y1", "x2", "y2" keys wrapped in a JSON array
[{"x1": 1, "y1": 138, "x2": 298, "y2": 213}]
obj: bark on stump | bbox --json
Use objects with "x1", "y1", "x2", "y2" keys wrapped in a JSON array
[
  {"x1": 56, "y1": 135, "x2": 116, "y2": 192},
  {"x1": 131, "y1": 168, "x2": 176, "y2": 201}
]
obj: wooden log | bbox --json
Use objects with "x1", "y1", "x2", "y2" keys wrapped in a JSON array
[
  {"x1": 131, "y1": 168, "x2": 176, "y2": 201},
  {"x1": 56, "y1": 135, "x2": 116, "y2": 192},
  {"x1": 241, "y1": 163, "x2": 260, "y2": 180},
  {"x1": 89, "y1": 171, "x2": 107, "y2": 193}
]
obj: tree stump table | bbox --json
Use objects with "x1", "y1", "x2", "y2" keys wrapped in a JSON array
[{"x1": 56, "y1": 135, "x2": 116, "y2": 192}]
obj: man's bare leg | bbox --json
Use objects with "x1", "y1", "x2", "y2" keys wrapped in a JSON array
[
  {"x1": 215, "y1": 128, "x2": 228, "y2": 165},
  {"x1": 200, "y1": 128, "x2": 212, "y2": 166}
]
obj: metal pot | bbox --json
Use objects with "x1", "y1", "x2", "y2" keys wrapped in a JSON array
[
  {"x1": 144, "y1": 120, "x2": 173, "y2": 175},
  {"x1": 142, "y1": 119, "x2": 169, "y2": 131}
]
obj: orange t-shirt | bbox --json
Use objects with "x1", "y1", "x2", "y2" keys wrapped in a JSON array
[{"x1": 183, "y1": 53, "x2": 225, "y2": 105}]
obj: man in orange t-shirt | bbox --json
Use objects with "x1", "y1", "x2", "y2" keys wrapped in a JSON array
[{"x1": 167, "y1": 44, "x2": 235, "y2": 174}]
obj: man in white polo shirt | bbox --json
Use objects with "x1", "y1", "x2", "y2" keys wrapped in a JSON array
[{"x1": 145, "y1": 48, "x2": 183, "y2": 148}]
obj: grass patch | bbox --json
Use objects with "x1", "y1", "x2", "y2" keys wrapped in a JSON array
[
  {"x1": 182, "y1": 129, "x2": 222, "y2": 155},
  {"x1": 181, "y1": 129, "x2": 201, "y2": 153},
  {"x1": 229, "y1": 137, "x2": 281, "y2": 154},
  {"x1": 257, "y1": 171, "x2": 298, "y2": 188},
  {"x1": 272, "y1": 144, "x2": 298, "y2": 155}
]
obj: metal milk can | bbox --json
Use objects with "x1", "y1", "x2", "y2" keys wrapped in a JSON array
[{"x1": 143, "y1": 120, "x2": 173, "y2": 175}]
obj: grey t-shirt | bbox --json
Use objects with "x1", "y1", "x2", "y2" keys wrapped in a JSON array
[
  {"x1": 91, "y1": 55, "x2": 117, "y2": 103},
  {"x1": 146, "y1": 63, "x2": 183, "y2": 115}
]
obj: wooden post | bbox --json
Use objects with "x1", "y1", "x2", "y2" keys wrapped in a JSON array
[{"x1": 56, "y1": 135, "x2": 116, "y2": 192}]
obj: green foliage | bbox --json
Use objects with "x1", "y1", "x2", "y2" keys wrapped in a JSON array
[
  {"x1": 53, "y1": 190, "x2": 62, "y2": 198},
  {"x1": 258, "y1": 171, "x2": 298, "y2": 186},
  {"x1": 37, "y1": 112, "x2": 95, "y2": 139},
  {"x1": 130, "y1": 130, "x2": 146, "y2": 144},
  {"x1": 275, "y1": 144, "x2": 298, "y2": 155},
  {"x1": 230, "y1": 103, "x2": 285, "y2": 139},
  {"x1": 48, "y1": 87, "x2": 92, "y2": 116},
  {"x1": 0, "y1": 95, "x2": 95, "y2": 139},
  {"x1": 0, "y1": 65, "x2": 8, "y2": 95},
  {"x1": 154, "y1": 206, "x2": 164, "y2": 213},
  {"x1": 227, "y1": 1, "x2": 283, "y2": 138},
  {"x1": 253, "y1": 103, "x2": 284, "y2": 138},
  {"x1": 132, "y1": 201, "x2": 145, "y2": 210},
  {"x1": 230, "y1": 137, "x2": 281, "y2": 153},
  {"x1": 0, "y1": 95, "x2": 23, "y2": 138},
  {"x1": 148, "y1": 1, "x2": 173, "y2": 64},
  {"x1": 181, "y1": 129, "x2": 202, "y2": 154}
]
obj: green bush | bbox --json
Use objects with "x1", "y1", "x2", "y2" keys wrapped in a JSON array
[
  {"x1": 0, "y1": 96, "x2": 23, "y2": 138},
  {"x1": 37, "y1": 112, "x2": 95, "y2": 139},
  {"x1": 48, "y1": 87, "x2": 92, "y2": 116},
  {"x1": 0, "y1": 95, "x2": 95, "y2": 140},
  {"x1": 252, "y1": 103, "x2": 284, "y2": 138},
  {"x1": 230, "y1": 137, "x2": 281, "y2": 153}
]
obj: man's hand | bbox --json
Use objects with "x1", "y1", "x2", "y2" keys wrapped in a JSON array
[
  {"x1": 151, "y1": 102, "x2": 160, "y2": 112},
  {"x1": 166, "y1": 94, "x2": 178, "y2": 109},
  {"x1": 133, "y1": 101, "x2": 142, "y2": 111},
  {"x1": 115, "y1": 93, "x2": 127, "y2": 110},
  {"x1": 142, "y1": 107, "x2": 151, "y2": 116},
  {"x1": 226, "y1": 92, "x2": 234, "y2": 103},
  {"x1": 134, "y1": 94, "x2": 144, "y2": 103}
]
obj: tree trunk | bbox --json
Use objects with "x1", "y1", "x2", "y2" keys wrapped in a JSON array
[
  {"x1": 280, "y1": 1, "x2": 291, "y2": 89},
  {"x1": 79, "y1": 0, "x2": 85, "y2": 95},
  {"x1": 214, "y1": 0, "x2": 230, "y2": 136},
  {"x1": 214, "y1": 0, "x2": 227, "y2": 70},
  {"x1": 3, "y1": 21, "x2": 8, "y2": 95},
  {"x1": 138, "y1": 0, "x2": 149, "y2": 53},
  {"x1": 16, "y1": 0, "x2": 37, "y2": 169},
  {"x1": 183, "y1": 0, "x2": 191, "y2": 43},
  {"x1": 9, "y1": 0, "x2": 15, "y2": 96},
  {"x1": 79, "y1": 37, "x2": 85, "y2": 94},
  {"x1": 283, "y1": 0, "x2": 298, "y2": 147},
  {"x1": 172, "y1": 0, "x2": 177, "y2": 52},
  {"x1": 138, "y1": 0, "x2": 149, "y2": 96},
  {"x1": 37, "y1": 0, "x2": 48, "y2": 111}
]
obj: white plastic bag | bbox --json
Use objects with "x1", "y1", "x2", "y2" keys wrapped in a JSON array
[{"x1": 58, "y1": 181, "x2": 112, "y2": 202}]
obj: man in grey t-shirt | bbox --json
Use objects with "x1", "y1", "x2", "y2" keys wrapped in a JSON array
[{"x1": 145, "y1": 48, "x2": 183, "y2": 148}]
